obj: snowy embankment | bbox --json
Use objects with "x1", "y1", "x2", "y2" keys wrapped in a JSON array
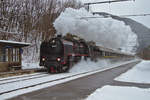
[
  {"x1": 22, "y1": 62, "x2": 41, "y2": 69},
  {"x1": 86, "y1": 85, "x2": 150, "y2": 100},
  {"x1": 85, "y1": 60, "x2": 150, "y2": 100},
  {"x1": 115, "y1": 60, "x2": 150, "y2": 84}
]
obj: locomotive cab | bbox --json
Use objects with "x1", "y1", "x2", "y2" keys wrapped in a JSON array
[
  {"x1": 40, "y1": 38, "x2": 64, "y2": 73},
  {"x1": 40, "y1": 36, "x2": 75, "y2": 73}
]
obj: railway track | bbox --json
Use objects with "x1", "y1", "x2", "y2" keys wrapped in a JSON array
[
  {"x1": 0, "y1": 73, "x2": 49, "y2": 85},
  {"x1": 0, "y1": 60, "x2": 140, "y2": 97},
  {"x1": 0, "y1": 69, "x2": 100, "y2": 95},
  {"x1": 0, "y1": 72, "x2": 47, "y2": 82},
  {"x1": 0, "y1": 68, "x2": 46, "y2": 78}
]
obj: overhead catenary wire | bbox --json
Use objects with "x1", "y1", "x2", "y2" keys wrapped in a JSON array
[
  {"x1": 84, "y1": 0, "x2": 135, "y2": 5},
  {"x1": 84, "y1": 0, "x2": 135, "y2": 11},
  {"x1": 79, "y1": 13, "x2": 150, "y2": 19}
]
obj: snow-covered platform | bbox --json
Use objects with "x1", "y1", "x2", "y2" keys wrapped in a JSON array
[
  {"x1": 86, "y1": 85, "x2": 150, "y2": 100},
  {"x1": 115, "y1": 60, "x2": 150, "y2": 84},
  {"x1": 86, "y1": 60, "x2": 150, "y2": 100}
]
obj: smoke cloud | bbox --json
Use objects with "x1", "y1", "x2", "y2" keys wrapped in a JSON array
[{"x1": 53, "y1": 8, "x2": 138, "y2": 53}]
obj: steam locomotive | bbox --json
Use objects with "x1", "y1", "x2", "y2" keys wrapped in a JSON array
[{"x1": 39, "y1": 35, "x2": 133, "y2": 73}]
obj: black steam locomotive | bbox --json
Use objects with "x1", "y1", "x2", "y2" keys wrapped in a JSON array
[
  {"x1": 40, "y1": 35, "x2": 133, "y2": 73},
  {"x1": 39, "y1": 35, "x2": 102, "y2": 73}
]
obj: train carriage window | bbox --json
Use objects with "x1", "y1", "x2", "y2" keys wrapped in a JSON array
[
  {"x1": 79, "y1": 44, "x2": 84, "y2": 54},
  {"x1": 64, "y1": 44, "x2": 73, "y2": 55},
  {"x1": 102, "y1": 52, "x2": 105, "y2": 56},
  {"x1": 105, "y1": 52, "x2": 107, "y2": 56},
  {"x1": 99, "y1": 50, "x2": 103, "y2": 56},
  {"x1": 73, "y1": 42, "x2": 80, "y2": 54}
]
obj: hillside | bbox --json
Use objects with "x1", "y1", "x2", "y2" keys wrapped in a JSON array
[{"x1": 93, "y1": 12, "x2": 150, "y2": 52}]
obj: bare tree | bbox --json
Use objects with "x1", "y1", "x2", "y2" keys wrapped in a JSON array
[{"x1": 0, "y1": 0, "x2": 83, "y2": 61}]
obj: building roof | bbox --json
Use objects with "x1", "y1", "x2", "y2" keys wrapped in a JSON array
[{"x1": 0, "y1": 40, "x2": 30, "y2": 47}]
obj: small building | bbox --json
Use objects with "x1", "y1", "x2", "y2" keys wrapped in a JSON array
[{"x1": 0, "y1": 40, "x2": 30, "y2": 72}]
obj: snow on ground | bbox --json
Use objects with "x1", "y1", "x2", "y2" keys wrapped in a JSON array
[
  {"x1": 22, "y1": 61, "x2": 42, "y2": 69},
  {"x1": 70, "y1": 58, "x2": 110, "y2": 73},
  {"x1": 70, "y1": 58, "x2": 131, "y2": 73},
  {"x1": 0, "y1": 40, "x2": 30, "y2": 45},
  {"x1": 85, "y1": 85, "x2": 150, "y2": 100},
  {"x1": 115, "y1": 60, "x2": 150, "y2": 84},
  {"x1": 0, "y1": 59, "x2": 138, "y2": 100},
  {"x1": 53, "y1": 7, "x2": 138, "y2": 54}
]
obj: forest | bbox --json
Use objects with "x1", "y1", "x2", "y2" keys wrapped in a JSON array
[{"x1": 0, "y1": 0, "x2": 83, "y2": 62}]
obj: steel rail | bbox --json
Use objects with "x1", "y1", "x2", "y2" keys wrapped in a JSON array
[
  {"x1": 0, "y1": 73, "x2": 47, "y2": 82},
  {"x1": 0, "y1": 73, "x2": 49, "y2": 85}
]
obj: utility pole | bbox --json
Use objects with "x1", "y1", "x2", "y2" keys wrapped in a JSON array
[{"x1": 84, "y1": 0, "x2": 135, "y2": 11}]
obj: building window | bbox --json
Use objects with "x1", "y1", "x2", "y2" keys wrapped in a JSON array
[
  {"x1": 0, "y1": 48, "x2": 8, "y2": 62},
  {"x1": 12, "y1": 48, "x2": 19, "y2": 62},
  {"x1": 0, "y1": 47, "x2": 20, "y2": 62},
  {"x1": 5, "y1": 49, "x2": 8, "y2": 61},
  {"x1": 13, "y1": 48, "x2": 16, "y2": 62},
  {"x1": 0, "y1": 48, "x2": 3, "y2": 62},
  {"x1": 16, "y1": 48, "x2": 20, "y2": 62}
]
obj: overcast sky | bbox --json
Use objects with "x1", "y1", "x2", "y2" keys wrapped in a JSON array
[{"x1": 81, "y1": 0, "x2": 150, "y2": 28}]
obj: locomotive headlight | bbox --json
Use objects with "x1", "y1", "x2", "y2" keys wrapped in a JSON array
[
  {"x1": 42, "y1": 58, "x2": 46, "y2": 61},
  {"x1": 57, "y1": 58, "x2": 61, "y2": 62},
  {"x1": 52, "y1": 40, "x2": 55, "y2": 43}
]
